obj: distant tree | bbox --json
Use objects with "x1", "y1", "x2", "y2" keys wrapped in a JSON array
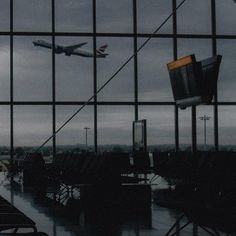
[
  {"x1": 73, "y1": 147, "x2": 81, "y2": 153},
  {"x1": 112, "y1": 146, "x2": 123, "y2": 152},
  {"x1": 15, "y1": 147, "x2": 24, "y2": 156}
]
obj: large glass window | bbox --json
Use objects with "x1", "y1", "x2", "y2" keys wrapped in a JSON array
[
  {"x1": 0, "y1": 0, "x2": 10, "y2": 31},
  {"x1": 0, "y1": 106, "x2": 10, "y2": 149},
  {"x1": 55, "y1": 37, "x2": 93, "y2": 101},
  {"x1": 177, "y1": 0, "x2": 211, "y2": 34},
  {"x1": 216, "y1": 0, "x2": 236, "y2": 35},
  {"x1": 139, "y1": 106, "x2": 175, "y2": 152},
  {"x1": 97, "y1": 37, "x2": 134, "y2": 101},
  {"x1": 97, "y1": 106, "x2": 134, "y2": 151},
  {"x1": 196, "y1": 106, "x2": 214, "y2": 150},
  {"x1": 14, "y1": 106, "x2": 52, "y2": 152},
  {"x1": 179, "y1": 108, "x2": 192, "y2": 151},
  {"x1": 55, "y1": 0, "x2": 92, "y2": 32},
  {"x1": 0, "y1": 1, "x2": 234, "y2": 154},
  {"x1": 137, "y1": 0, "x2": 172, "y2": 34},
  {"x1": 177, "y1": 39, "x2": 212, "y2": 60},
  {"x1": 138, "y1": 38, "x2": 173, "y2": 101},
  {"x1": 13, "y1": 0, "x2": 51, "y2": 32},
  {"x1": 218, "y1": 106, "x2": 236, "y2": 149},
  {"x1": 13, "y1": 36, "x2": 52, "y2": 101},
  {"x1": 0, "y1": 37, "x2": 10, "y2": 101},
  {"x1": 217, "y1": 40, "x2": 236, "y2": 101},
  {"x1": 56, "y1": 105, "x2": 94, "y2": 151},
  {"x1": 96, "y1": 0, "x2": 133, "y2": 33}
]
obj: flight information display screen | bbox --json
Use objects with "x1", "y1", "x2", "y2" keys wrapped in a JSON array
[{"x1": 167, "y1": 54, "x2": 222, "y2": 109}]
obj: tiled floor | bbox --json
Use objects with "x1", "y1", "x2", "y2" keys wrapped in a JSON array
[{"x1": 0, "y1": 173, "x2": 211, "y2": 236}]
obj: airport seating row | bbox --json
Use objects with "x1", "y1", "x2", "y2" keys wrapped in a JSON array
[
  {"x1": 152, "y1": 151, "x2": 236, "y2": 180},
  {"x1": 46, "y1": 152, "x2": 133, "y2": 185},
  {"x1": 23, "y1": 151, "x2": 153, "y2": 187},
  {"x1": 0, "y1": 195, "x2": 48, "y2": 235},
  {"x1": 23, "y1": 150, "x2": 236, "y2": 186},
  {"x1": 153, "y1": 152, "x2": 236, "y2": 235}
]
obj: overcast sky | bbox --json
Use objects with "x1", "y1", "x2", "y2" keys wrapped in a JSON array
[{"x1": 0, "y1": 0, "x2": 235, "y2": 148}]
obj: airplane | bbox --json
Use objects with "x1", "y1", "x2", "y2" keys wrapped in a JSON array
[{"x1": 32, "y1": 39, "x2": 108, "y2": 58}]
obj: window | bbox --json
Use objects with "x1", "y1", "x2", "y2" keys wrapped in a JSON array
[
  {"x1": 179, "y1": 108, "x2": 192, "y2": 150},
  {"x1": 97, "y1": 37, "x2": 134, "y2": 101},
  {"x1": 216, "y1": 0, "x2": 236, "y2": 35},
  {"x1": 137, "y1": 0, "x2": 172, "y2": 34},
  {"x1": 13, "y1": 0, "x2": 51, "y2": 32},
  {"x1": 217, "y1": 40, "x2": 236, "y2": 101},
  {"x1": 139, "y1": 106, "x2": 175, "y2": 152},
  {"x1": 138, "y1": 38, "x2": 173, "y2": 101},
  {"x1": 218, "y1": 106, "x2": 236, "y2": 149},
  {"x1": 97, "y1": 106, "x2": 134, "y2": 151},
  {"x1": 177, "y1": 0, "x2": 211, "y2": 34},
  {"x1": 0, "y1": 106, "x2": 10, "y2": 148},
  {"x1": 14, "y1": 106, "x2": 52, "y2": 151},
  {"x1": 13, "y1": 36, "x2": 52, "y2": 101},
  {"x1": 197, "y1": 105, "x2": 214, "y2": 150},
  {"x1": 0, "y1": 37, "x2": 10, "y2": 101},
  {"x1": 55, "y1": 0, "x2": 92, "y2": 32},
  {"x1": 0, "y1": 1, "x2": 234, "y2": 154},
  {"x1": 177, "y1": 39, "x2": 212, "y2": 60},
  {"x1": 55, "y1": 37, "x2": 93, "y2": 101},
  {"x1": 96, "y1": 0, "x2": 133, "y2": 33},
  {"x1": 0, "y1": 0, "x2": 10, "y2": 31},
  {"x1": 56, "y1": 105, "x2": 94, "y2": 151}
]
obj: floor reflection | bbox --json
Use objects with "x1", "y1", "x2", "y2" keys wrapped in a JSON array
[{"x1": 0, "y1": 173, "x2": 211, "y2": 236}]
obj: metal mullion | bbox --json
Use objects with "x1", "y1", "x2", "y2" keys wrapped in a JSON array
[
  {"x1": 3, "y1": 101, "x2": 236, "y2": 105},
  {"x1": 93, "y1": 0, "x2": 97, "y2": 152},
  {"x1": 192, "y1": 106, "x2": 197, "y2": 152},
  {"x1": 133, "y1": 0, "x2": 138, "y2": 121},
  {"x1": 10, "y1": 0, "x2": 14, "y2": 170},
  {"x1": 1, "y1": 31, "x2": 236, "y2": 39},
  {"x1": 211, "y1": 0, "x2": 218, "y2": 151},
  {"x1": 52, "y1": 0, "x2": 56, "y2": 160},
  {"x1": 173, "y1": 0, "x2": 179, "y2": 152}
]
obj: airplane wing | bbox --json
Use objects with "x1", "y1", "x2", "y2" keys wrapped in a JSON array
[{"x1": 65, "y1": 42, "x2": 87, "y2": 51}]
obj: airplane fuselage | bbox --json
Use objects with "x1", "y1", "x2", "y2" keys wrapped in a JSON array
[
  {"x1": 33, "y1": 40, "x2": 108, "y2": 58},
  {"x1": 71, "y1": 49, "x2": 106, "y2": 58}
]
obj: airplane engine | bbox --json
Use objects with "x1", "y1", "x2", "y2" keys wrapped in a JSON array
[{"x1": 55, "y1": 46, "x2": 63, "y2": 54}]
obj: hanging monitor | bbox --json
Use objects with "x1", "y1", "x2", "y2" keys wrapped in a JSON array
[
  {"x1": 200, "y1": 55, "x2": 222, "y2": 103},
  {"x1": 167, "y1": 54, "x2": 222, "y2": 109}
]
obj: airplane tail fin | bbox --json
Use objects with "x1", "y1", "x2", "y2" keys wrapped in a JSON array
[{"x1": 96, "y1": 44, "x2": 108, "y2": 57}]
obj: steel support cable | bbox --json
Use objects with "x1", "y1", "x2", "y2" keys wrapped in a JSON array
[{"x1": 35, "y1": 0, "x2": 187, "y2": 153}]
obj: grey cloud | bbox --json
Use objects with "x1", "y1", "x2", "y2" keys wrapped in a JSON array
[
  {"x1": 97, "y1": 127, "x2": 132, "y2": 145},
  {"x1": 55, "y1": 0, "x2": 93, "y2": 32},
  {"x1": 13, "y1": 0, "x2": 51, "y2": 31},
  {"x1": 96, "y1": 0, "x2": 133, "y2": 33},
  {"x1": 97, "y1": 37, "x2": 134, "y2": 101},
  {"x1": 0, "y1": 106, "x2": 10, "y2": 146},
  {"x1": 219, "y1": 127, "x2": 236, "y2": 145},
  {"x1": 0, "y1": 0, "x2": 10, "y2": 31},
  {"x1": 138, "y1": 38, "x2": 173, "y2": 101},
  {"x1": 14, "y1": 106, "x2": 52, "y2": 147},
  {"x1": 56, "y1": 105, "x2": 94, "y2": 145},
  {"x1": 137, "y1": 0, "x2": 172, "y2": 34},
  {"x1": 177, "y1": 0, "x2": 211, "y2": 34},
  {"x1": 216, "y1": 0, "x2": 236, "y2": 35},
  {"x1": 13, "y1": 36, "x2": 52, "y2": 101}
]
